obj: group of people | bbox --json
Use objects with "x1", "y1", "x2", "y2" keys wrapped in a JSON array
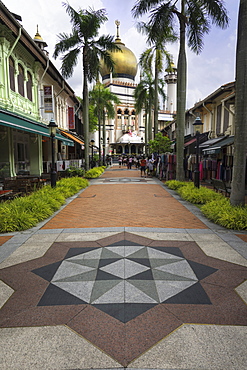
[
  {"x1": 139, "y1": 156, "x2": 156, "y2": 177},
  {"x1": 118, "y1": 155, "x2": 138, "y2": 169},
  {"x1": 118, "y1": 155, "x2": 156, "y2": 177}
]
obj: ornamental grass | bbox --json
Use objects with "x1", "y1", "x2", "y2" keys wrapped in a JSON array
[
  {"x1": 165, "y1": 180, "x2": 247, "y2": 230},
  {"x1": 0, "y1": 177, "x2": 89, "y2": 233}
]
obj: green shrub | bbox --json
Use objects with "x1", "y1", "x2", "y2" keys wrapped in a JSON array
[
  {"x1": 201, "y1": 198, "x2": 247, "y2": 230},
  {"x1": 0, "y1": 177, "x2": 89, "y2": 233},
  {"x1": 166, "y1": 180, "x2": 188, "y2": 190},
  {"x1": 177, "y1": 184, "x2": 224, "y2": 204},
  {"x1": 56, "y1": 177, "x2": 89, "y2": 197},
  {"x1": 84, "y1": 166, "x2": 105, "y2": 179},
  {"x1": 0, "y1": 203, "x2": 38, "y2": 232},
  {"x1": 65, "y1": 166, "x2": 85, "y2": 177},
  {"x1": 165, "y1": 181, "x2": 246, "y2": 230}
]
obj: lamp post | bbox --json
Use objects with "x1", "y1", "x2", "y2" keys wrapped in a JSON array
[
  {"x1": 90, "y1": 139, "x2": 95, "y2": 168},
  {"x1": 101, "y1": 137, "x2": 106, "y2": 166},
  {"x1": 193, "y1": 116, "x2": 204, "y2": 188},
  {"x1": 48, "y1": 118, "x2": 58, "y2": 188}
]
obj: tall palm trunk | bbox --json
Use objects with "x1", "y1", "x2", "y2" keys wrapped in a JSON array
[
  {"x1": 148, "y1": 96, "x2": 153, "y2": 144},
  {"x1": 154, "y1": 48, "x2": 159, "y2": 137},
  {"x1": 98, "y1": 112, "x2": 102, "y2": 166},
  {"x1": 102, "y1": 112, "x2": 106, "y2": 165},
  {"x1": 230, "y1": 0, "x2": 247, "y2": 206},
  {"x1": 176, "y1": 1, "x2": 186, "y2": 181},
  {"x1": 83, "y1": 47, "x2": 89, "y2": 171}
]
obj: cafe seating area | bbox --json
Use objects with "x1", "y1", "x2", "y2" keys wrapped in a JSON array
[{"x1": 0, "y1": 176, "x2": 47, "y2": 201}]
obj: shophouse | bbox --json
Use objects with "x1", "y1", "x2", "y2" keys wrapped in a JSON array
[
  {"x1": 163, "y1": 81, "x2": 238, "y2": 183},
  {"x1": 0, "y1": 1, "x2": 84, "y2": 181}
]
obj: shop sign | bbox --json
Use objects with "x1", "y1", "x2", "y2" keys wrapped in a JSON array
[
  {"x1": 43, "y1": 85, "x2": 53, "y2": 113},
  {"x1": 68, "y1": 107, "x2": 75, "y2": 130}
]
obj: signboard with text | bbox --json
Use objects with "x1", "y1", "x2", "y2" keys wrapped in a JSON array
[
  {"x1": 44, "y1": 85, "x2": 53, "y2": 113},
  {"x1": 68, "y1": 107, "x2": 75, "y2": 130}
]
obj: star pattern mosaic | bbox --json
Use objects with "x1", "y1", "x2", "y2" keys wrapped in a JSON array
[
  {"x1": 32, "y1": 240, "x2": 217, "y2": 322},
  {"x1": 1, "y1": 233, "x2": 247, "y2": 366}
]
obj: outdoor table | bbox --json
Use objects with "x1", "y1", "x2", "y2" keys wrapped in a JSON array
[{"x1": 0, "y1": 190, "x2": 13, "y2": 200}]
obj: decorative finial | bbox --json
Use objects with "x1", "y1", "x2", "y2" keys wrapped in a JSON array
[
  {"x1": 34, "y1": 25, "x2": 43, "y2": 41},
  {"x1": 115, "y1": 20, "x2": 120, "y2": 41}
]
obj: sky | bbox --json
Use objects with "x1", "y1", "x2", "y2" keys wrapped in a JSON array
[{"x1": 7, "y1": 0, "x2": 239, "y2": 109}]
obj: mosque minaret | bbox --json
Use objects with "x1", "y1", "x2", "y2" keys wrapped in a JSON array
[{"x1": 164, "y1": 62, "x2": 177, "y2": 114}]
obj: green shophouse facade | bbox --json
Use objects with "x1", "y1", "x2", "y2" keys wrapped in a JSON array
[{"x1": 0, "y1": 1, "x2": 80, "y2": 180}]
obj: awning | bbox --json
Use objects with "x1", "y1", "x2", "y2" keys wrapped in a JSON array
[
  {"x1": 55, "y1": 133, "x2": 74, "y2": 147},
  {"x1": 184, "y1": 138, "x2": 196, "y2": 147},
  {"x1": 203, "y1": 136, "x2": 234, "y2": 154},
  {"x1": 0, "y1": 110, "x2": 74, "y2": 146},
  {"x1": 199, "y1": 137, "x2": 224, "y2": 149},
  {"x1": 60, "y1": 130, "x2": 84, "y2": 146}
]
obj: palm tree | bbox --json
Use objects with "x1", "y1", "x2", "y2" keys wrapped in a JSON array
[
  {"x1": 89, "y1": 82, "x2": 120, "y2": 165},
  {"x1": 230, "y1": 0, "x2": 247, "y2": 206},
  {"x1": 53, "y1": 3, "x2": 118, "y2": 170},
  {"x1": 134, "y1": 71, "x2": 166, "y2": 153},
  {"x1": 134, "y1": 72, "x2": 154, "y2": 151},
  {"x1": 137, "y1": 22, "x2": 176, "y2": 137},
  {"x1": 132, "y1": 0, "x2": 229, "y2": 181}
]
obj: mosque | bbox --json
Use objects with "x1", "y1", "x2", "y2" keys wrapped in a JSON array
[
  {"x1": 33, "y1": 19, "x2": 177, "y2": 159},
  {"x1": 96, "y1": 20, "x2": 177, "y2": 157}
]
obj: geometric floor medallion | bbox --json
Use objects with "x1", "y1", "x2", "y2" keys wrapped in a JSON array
[
  {"x1": 32, "y1": 240, "x2": 217, "y2": 322},
  {"x1": 1, "y1": 232, "x2": 247, "y2": 366}
]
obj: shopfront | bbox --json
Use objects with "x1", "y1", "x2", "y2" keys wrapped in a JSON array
[{"x1": 0, "y1": 109, "x2": 73, "y2": 179}]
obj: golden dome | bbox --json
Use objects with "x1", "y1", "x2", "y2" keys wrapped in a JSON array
[{"x1": 100, "y1": 21, "x2": 137, "y2": 80}]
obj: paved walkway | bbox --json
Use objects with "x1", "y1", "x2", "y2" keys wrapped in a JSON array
[{"x1": 0, "y1": 166, "x2": 247, "y2": 369}]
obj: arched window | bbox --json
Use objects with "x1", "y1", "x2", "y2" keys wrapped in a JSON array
[
  {"x1": 26, "y1": 72, "x2": 32, "y2": 101},
  {"x1": 9, "y1": 57, "x2": 15, "y2": 92},
  {"x1": 124, "y1": 109, "x2": 129, "y2": 126},
  {"x1": 117, "y1": 108, "x2": 122, "y2": 121},
  {"x1": 131, "y1": 110, "x2": 136, "y2": 126},
  {"x1": 17, "y1": 64, "x2": 24, "y2": 97}
]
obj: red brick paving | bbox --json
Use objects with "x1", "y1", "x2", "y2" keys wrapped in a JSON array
[
  {"x1": 100, "y1": 168, "x2": 141, "y2": 177},
  {"x1": 0, "y1": 236, "x2": 12, "y2": 246},
  {"x1": 42, "y1": 168, "x2": 207, "y2": 229},
  {"x1": 236, "y1": 234, "x2": 247, "y2": 242}
]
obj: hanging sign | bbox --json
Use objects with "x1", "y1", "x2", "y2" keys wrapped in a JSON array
[
  {"x1": 43, "y1": 85, "x2": 53, "y2": 113},
  {"x1": 68, "y1": 107, "x2": 75, "y2": 130}
]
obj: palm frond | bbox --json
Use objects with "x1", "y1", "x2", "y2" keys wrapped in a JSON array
[
  {"x1": 148, "y1": 3, "x2": 175, "y2": 38},
  {"x1": 79, "y1": 8, "x2": 108, "y2": 39},
  {"x1": 89, "y1": 83, "x2": 120, "y2": 119},
  {"x1": 158, "y1": 78, "x2": 166, "y2": 100},
  {"x1": 139, "y1": 48, "x2": 154, "y2": 75},
  {"x1": 202, "y1": 0, "x2": 229, "y2": 29},
  {"x1": 132, "y1": 0, "x2": 161, "y2": 18},
  {"x1": 60, "y1": 48, "x2": 80, "y2": 78},
  {"x1": 53, "y1": 31, "x2": 80, "y2": 59},
  {"x1": 186, "y1": 1, "x2": 207, "y2": 53},
  {"x1": 86, "y1": 47, "x2": 101, "y2": 82},
  {"x1": 62, "y1": 3, "x2": 85, "y2": 32}
]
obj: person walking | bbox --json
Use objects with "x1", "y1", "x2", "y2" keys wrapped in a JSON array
[
  {"x1": 129, "y1": 156, "x2": 133, "y2": 169},
  {"x1": 140, "y1": 156, "x2": 147, "y2": 177},
  {"x1": 118, "y1": 156, "x2": 123, "y2": 167}
]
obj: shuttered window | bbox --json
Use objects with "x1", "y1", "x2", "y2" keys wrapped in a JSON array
[
  {"x1": 9, "y1": 57, "x2": 15, "y2": 92},
  {"x1": 18, "y1": 64, "x2": 24, "y2": 97},
  {"x1": 26, "y1": 72, "x2": 32, "y2": 101}
]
